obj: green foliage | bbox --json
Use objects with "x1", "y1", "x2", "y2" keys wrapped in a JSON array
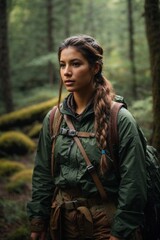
[
  {"x1": 9, "y1": 0, "x2": 49, "y2": 90},
  {"x1": 0, "y1": 0, "x2": 152, "y2": 118},
  {"x1": 6, "y1": 226, "x2": 29, "y2": 240},
  {"x1": 0, "y1": 131, "x2": 36, "y2": 156},
  {"x1": 0, "y1": 199, "x2": 28, "y2": 223},
  {"x1": 0, "y1": 159, "x2": 25, "y2": 178},
  {"x1": 129, "y1": 97, "x2": 153, "y2": 141},
  {"x1": 27, "y1": 53, "x2": 58, "y2": 66},
  {"x1": 12, "y1": 84, "x2": 60, "y2": 111},
  {"x1": 0, "y1": 199, "x2": 30, "y2": 240},
  {"x1": 6, "y1": 169, "x2": 33, "y2": 193},
  {"x1": 6, "y1": 0, "x2": 150, "y2": 98}
]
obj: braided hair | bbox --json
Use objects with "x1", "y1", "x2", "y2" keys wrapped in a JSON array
[{"x1": 58, "y1": 35, "x2": 115, "y2": 174}]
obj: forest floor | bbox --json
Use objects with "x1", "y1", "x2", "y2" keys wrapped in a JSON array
[
  {"x1": 0, "y1": 186, "x2": 31, "y2": 240},
  {"x1": 0, "y1": 187, "x2": 31, "y2": 240},
  {"x1": 0, "y1": 155, "x2": 33, "y2": 240}
]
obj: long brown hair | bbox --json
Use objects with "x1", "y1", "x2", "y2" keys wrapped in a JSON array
[{"x1": 58, "y1": 35, "x2": 115, "y2": 174}]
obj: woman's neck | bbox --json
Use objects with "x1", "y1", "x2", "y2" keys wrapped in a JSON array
[{"x1": 73, "y1": 91, "x2": 94, "y2": 114}]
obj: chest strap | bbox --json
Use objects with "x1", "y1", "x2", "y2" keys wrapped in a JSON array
[
  {"x1": 59, "y1": 127, "x2": 95, "y2": 138},
  {"x1": 64, "y1": 114, "x2": 108, "y2": 202}
]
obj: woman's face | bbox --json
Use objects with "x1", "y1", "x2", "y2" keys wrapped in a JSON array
[{"x1": 59, "y1": 46, "x2": 97, "y2": 94}]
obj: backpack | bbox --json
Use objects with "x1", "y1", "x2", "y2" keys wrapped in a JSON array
[
  {"x1": 108, "y1": 100, "x2": 160, "y2": 240},
  {"x1": 49, "y1": 98, "x2": 160, "y2": 240}
]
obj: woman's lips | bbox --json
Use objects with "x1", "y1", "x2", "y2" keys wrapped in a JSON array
[{"x1": 64, "y1": 80, "x2": 75, "y2": 86}]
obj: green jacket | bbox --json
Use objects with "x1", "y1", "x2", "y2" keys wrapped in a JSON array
[{"x1": 27, "y1": 94, "x2": 147, "y2": 239}]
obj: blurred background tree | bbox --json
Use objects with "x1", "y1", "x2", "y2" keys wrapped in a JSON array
[
  {"x1": 144, "y1": 0, "x2": 160, "y2": 151},
  {"x1": 0, "y1": 0, "x2": 14, "y2": 112}
]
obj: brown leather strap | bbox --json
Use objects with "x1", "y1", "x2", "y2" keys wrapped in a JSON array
[
  {"x1": 108, "y1": 102, "x2": 125, "y2": 170},
  {"x1": 50, "y1": 106, "x2": 63, "y2": 176},
  {"x1": 76, "y1": 132, "x2": 95, "y2": 138},
  {"x1": 64, "y1": 114, "x2": 108, "y2": 201},
  {"x1": 50, "y1": 106, "x2": 57, "y2": 135},
  {"x1": 110, "y1": 102, "x2": 124, "y2": 147},
  {"x1": 59, "y1": 128, "x2": 95, "y2": 138}
]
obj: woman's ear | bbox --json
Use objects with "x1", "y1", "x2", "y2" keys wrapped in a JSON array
[{"x1": 94, "y1": 62, "x2": 100, "y2": 75}]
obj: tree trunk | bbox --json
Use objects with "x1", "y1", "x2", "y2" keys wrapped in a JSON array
[
  {"x1": 84, "y1": 1, "x2": 94, "y2": 35},
  {"x1": 127, "y1": 0, "x2": 137, "y2": 99},
  {"x1": 144, "y1": 0, "x2": 160, "y2": 152},
  {"x1": 64, "y1": 0, "x2": 71, "y2": 37},
  {"x1": 46, "y1": 0, "x2": 54, "y2": 85},
  {"x1": 0, "y1": 0, "x2": 14, "y2": 112}
]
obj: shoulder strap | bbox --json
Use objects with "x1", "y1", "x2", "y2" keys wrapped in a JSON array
[
  {"x1": 108, "y1": 102, "x2": 126, "y2": 168},
  {"x1": 50, "y1": 106, "x2": 63, "y2": 176},
  {"x1": 64, "y1": 114, "x2": 108, "y2": 201},
  {"x1": 49, "y1": 106, "x2": 57, "y2": 135},
  {"x1": 49, "y1": 102, "x2": 124, "y2": 196}
]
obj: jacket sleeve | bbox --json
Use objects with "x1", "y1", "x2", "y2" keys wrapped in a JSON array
[
  {"x1": 110, "y1": 108, "x2": 147, "y2": 238},
  {"x1": 27, "y1": 111, "x2": 55, "y2": 228}
]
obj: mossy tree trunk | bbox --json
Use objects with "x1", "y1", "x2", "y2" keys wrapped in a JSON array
[
  {"x1": 0, "y1": 0, "x2": 14, "y2": 113},
  {"x1": 144, "y1": 0, "x2": 160, "y2": 152}
]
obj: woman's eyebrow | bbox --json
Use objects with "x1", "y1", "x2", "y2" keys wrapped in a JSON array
[{"x1": 60, "y1": 58, "x2": 81, "y2": 63}]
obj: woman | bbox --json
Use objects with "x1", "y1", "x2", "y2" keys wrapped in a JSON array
[{"x1": 27, "y1": 35, "x2": 147, "y2": 240}]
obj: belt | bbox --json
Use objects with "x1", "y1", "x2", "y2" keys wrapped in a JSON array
[{"x1": 61, "y1": 197, "x2": 102, "y2": 210}]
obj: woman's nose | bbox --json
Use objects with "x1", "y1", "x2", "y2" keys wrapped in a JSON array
[{"x1": 64, "y1": 65, "x2": 72, "y2": 76}]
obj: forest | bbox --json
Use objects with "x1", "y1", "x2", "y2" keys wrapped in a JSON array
[{"x1": 0, "y1": 0, "x2": 160, "y2": 239}]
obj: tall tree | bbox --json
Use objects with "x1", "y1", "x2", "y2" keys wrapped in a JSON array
[
  {"x1": 64, "y1": 0, "x2": 71, "y2": 37},
  {"x1": 127, "y1": 0, "x2": 137, "y2": 98},
  {"x1": 0, "y1": 0, "x2": 13, "y2": 112},
  {"x1": 84, "y1": 1, "x2": 95, "y2": 35},
  {"x1": 47, "y1": 0, "x2": 54, "y2": 85},
  {"x1": 144, "y1": 0, "x2": 160, "y2": 152}
]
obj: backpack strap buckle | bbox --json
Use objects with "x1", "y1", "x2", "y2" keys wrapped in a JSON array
[
  {"x1": 68, "y1": 129, "x2": 77, "y2": 137},
  {"x1": 87, "y1": 164, "x2": 95, "y2": 173},
  {"x1": 60, "y1": 128, "x2": 77, "y2": 137},
  {"x1": 60, "y1": 128, "x2": 68, "y2": 135}
]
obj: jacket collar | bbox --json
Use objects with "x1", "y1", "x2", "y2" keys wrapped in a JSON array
[{"x1": 60, "y1": 93, "x2": 94, "y2": 121}]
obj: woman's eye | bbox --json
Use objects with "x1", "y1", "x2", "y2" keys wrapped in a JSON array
[
  {"x1": 59, "y1": 63, "x2": 65, "y2": 68},
  {"x1": 72, "y1": 62, "x2": 80, "y2": 67}
]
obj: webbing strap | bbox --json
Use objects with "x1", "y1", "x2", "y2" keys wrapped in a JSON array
[{"x1": 64, "y1": 114, "x2": 108, "y2": 201}]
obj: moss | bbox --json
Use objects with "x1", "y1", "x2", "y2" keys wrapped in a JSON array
[
  {"x1": 0, "y1": 94, "x2": 66, "y2": 131},
  {"x1": 27, "y1": 122, "x2": 42, "y2": 138},
  {"x1": 10, "y1": 169, "x2": 33, "y2": 182},
  {"x1": 0, "y1": 131, "x2": 36, "y2": 156},
  {"x1": 6, "y1": 169, "x2": 33, "y2": 193},
  {"x1": 0, "y1": 159, "x2": 25, "y2": 178}
]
